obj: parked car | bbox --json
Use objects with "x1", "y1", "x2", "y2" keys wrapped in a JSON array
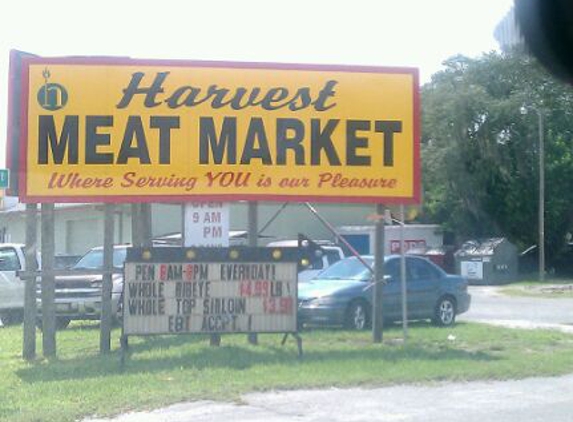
[
  {"x1": 38, "y1": 245, "x2": 128, "y2": 329},
  {"x1": 298, "y1": 255, "x2": 471, "y2": 330},
  {"x1": 0, "y1": 243, "x2": 38, "y2": 325}
]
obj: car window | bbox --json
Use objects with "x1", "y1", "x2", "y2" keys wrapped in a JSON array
[
  {"x1": 325, "y1": 249, "x2": 342, "y2": 265},
  {"x1": 307, "y1": 253, "x2": 325, "y2": 270},
  {"x1": 318, "y1": 256, "x2": 373, "y2": 281},
  {"x1": 384, "y1": 258, "x2": 400, "y2": 280},
  {"x1": 407, "y1": 258, "x2": 440, "y2": 281},
  {"x1": 72, "y1": 248, "x2": 127, "y2": 269},
  {"x1": 0, "y1": 247, "x2": 21, "y2": 271}
]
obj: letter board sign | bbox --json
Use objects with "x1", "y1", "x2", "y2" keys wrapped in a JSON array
[
  {"x1": 123, "y1": 247, "x2": 298, "y2": 335},
  {"x1": 12, "y1": 54, "x2": 420, "y2": 204}
]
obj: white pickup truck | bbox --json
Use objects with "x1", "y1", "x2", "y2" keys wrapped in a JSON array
[
  {"x1": 266, "y1": 240, "x2": 346, "y2": 282},
  {"x1": 0, "y1": 243, "x2": 125, "y2": 328},
  {"x1": 44, "y1": 245, "x2": 126, "y2": 329},
  {"x1": 0, "y1": 243, "x2": 30, "y2": 325}
]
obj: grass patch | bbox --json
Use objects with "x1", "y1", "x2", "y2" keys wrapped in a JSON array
[
  {"x1": 1, "y1": 321, "x2": 573, "y2": 421},
  {"x1": 500, "y1": 278, "x2": 573, "y2": 298}
]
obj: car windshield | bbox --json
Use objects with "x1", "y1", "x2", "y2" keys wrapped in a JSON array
[
  {"x1": 72, "y1": 248, "x2": 127, "y2": 269},
  {"x1": 316, "y1": 256, "x2": 373, "y2": 281}
]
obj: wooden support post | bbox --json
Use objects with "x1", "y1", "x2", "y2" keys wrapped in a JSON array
[
  {"x1": 120, "y1": 333, "x2": 129, "y2": 368},
  {"x1": 247, "y1": 201, "x2": 258, "y2": 345},
  {"x1": 140, "y1": 204, "x2": 153, "y2": 247},
  {"x1": 210, "y1": 334, "x2": 221, "y2": 346},
  {"x1": 22, "y1": 203, "x2": 38, "y2": 361},
  {"x1": 41, "y1": 203, "x2": 56, "y2": 358},
  {"x1": 100, "y1": 204, "x2": 115, "y2": 353},
  {"x1": 131, "y1": 204, "x2": 142, "y2": 247},
  {"x1": 372, "y1": 203, "x2": 385, "y2": 343}
]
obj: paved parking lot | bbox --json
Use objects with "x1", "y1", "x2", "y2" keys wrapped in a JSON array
[{"x1": 459, "y1": 285, "x2": 573, "y2": 333}]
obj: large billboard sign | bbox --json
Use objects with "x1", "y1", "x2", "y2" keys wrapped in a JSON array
[
  {"x1": 123, "y1": 247, "x2": 298, "y2": 336},
  {"x1": 11, "y1": 54, "x2": 419, "y2": 203}
]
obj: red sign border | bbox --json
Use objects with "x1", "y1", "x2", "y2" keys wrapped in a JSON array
[{"x1": 16, "y1": 56, "x2": 420, "y2": 205}]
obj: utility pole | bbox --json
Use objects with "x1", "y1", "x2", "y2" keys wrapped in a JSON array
[
  {"x1": 538, "y1": 109, "x2": 545, "y2": 282},
  {"x1": 521, "y1": 104, "x2": 546, "y2": 283}
]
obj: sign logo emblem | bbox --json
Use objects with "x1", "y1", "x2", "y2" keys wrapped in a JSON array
[{"x1": 37, "y1": 68, "x2": 68, "y2": 110}]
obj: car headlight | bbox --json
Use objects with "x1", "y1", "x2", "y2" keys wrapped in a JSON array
[{"x1": 308, "y1": 296, "x2": 335, "y2": 307}]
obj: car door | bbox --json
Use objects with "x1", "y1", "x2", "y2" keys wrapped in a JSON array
[
  {"x1": 406, "y1": 257, "x2": 441, "y2": 318},
  {"x1": 0, "y1": 247, "x2": 24, "y2": 309},
  {"x1": 381, "y1": 258, "x2": 402, "y2": 319}
]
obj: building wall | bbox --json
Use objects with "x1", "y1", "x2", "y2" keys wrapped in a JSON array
[
  {"x1": 0, "y1": 201, "x2": 390, "y2": 254},
  {"x1": 229, "y1": 202, "x2": 379, "y2": 243},
  {"x1": 0, "y1": 204, "x2": 129, "y2": 256},
  {"x1": 152, "y1": 202, "x2": 383, "y2": 243}
]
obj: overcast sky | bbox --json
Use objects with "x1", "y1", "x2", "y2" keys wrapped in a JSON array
[{"x1": 1, "y1": 0, "x2": 514, "y2": 166}]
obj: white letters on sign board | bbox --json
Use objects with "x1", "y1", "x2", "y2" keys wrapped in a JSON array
[
  {"x1": 184, "y1": 202, "x2": 229, "y2": 247},
  {"x1": 123, "y1": 260, "x2": 298, "y2": 335}
]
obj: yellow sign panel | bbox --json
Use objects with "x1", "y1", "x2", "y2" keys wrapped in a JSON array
[{"x1": 20, "y1": 57, "x2": 419, "y2": 203}]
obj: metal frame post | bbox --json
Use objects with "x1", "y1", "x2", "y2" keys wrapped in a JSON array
[
  {"x1": 100, "y1": 204, "x2": 115, "y2": 353},
  {"x1": 131, "y1": 204, "x2": 142, "y2": 247},
  {"x1": 41, "y1": 203, "x2": 56, "y2": 358},
  {"x1": 22, "y1": 203, "x2": 38, "y2": 360},
  {"x1": 247, "y1": 201, "x2": 258, "y2": 345},
  {"x1": 141, "y1": 204, "x2": 153, "y2": 247},
  {"x1": 399, "y1": 205, "x2": 408, "y2": 341},
  {"x1": 372, "y1": 204, "x2": 385, "y2": 343}
]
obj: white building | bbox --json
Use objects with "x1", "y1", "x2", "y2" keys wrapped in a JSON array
[{"x1": 0, "y1": 199, "x2": 405, "y2": 257}]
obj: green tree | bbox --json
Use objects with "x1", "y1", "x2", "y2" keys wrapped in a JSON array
[{"x1": 422, "y1": 51, "x2": 573, "y2": 262}]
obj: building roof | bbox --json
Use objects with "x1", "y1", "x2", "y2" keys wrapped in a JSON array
[{"x1": 0, "y1": 200, "x2": 93, "y2": 215}]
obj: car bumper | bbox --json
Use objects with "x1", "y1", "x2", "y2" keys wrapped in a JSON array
[
  {"x1": 457, "y1": 293, "x2": 471, "y2": 315},
  {"x1": 37, "y1": 293, "x2": 121, "y2": 320},
  {"x1": 298, "y1": 303, "x2": 346, "y2": 327}
]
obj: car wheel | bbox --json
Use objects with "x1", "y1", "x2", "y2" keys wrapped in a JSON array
[
  {"x1": 432, "y1": 296, "x2": 456, "y2": 327},
  {"x1": 345, "y1": 300, "x2": 370, "y2": 330}
]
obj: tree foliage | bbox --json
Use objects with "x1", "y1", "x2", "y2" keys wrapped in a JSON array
[{"x1": 421, "y1": 51, "x2": 573, "y2": 261}]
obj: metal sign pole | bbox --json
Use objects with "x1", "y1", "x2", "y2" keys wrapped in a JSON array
[
  {"x1": 22, "y1": 203, "x2": 38, "y2": 360},
  {"x1": 100, "y1": 204, "x2": 115, "y2": 353},
  {"x1": 400, "y1": 205, "x2": 408, "y2": 342},
  {"x1": 372, "y1": 203, "x2": 385, "y2": 343},
  {"x1": 248, "y1": 201, "x2": 258, "y2": 345},
  {"x1": 141, "y1": 204, "x2": 153, "y2": 247},
  {"x1": 41, "y1": 203, "x2": 56, "y2": 358},
  {"x1": 131, "y1": 204, "x2": 142, "y2": 247},
  {"x1": 124, "y1": 203, "x2": 143, "y2": 354}
]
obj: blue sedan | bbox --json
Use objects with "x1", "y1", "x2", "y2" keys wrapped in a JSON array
[{"x1": 298, "y1": 255, "x2": 471, "y2": 330}]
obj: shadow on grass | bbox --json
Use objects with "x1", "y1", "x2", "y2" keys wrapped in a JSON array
[{"x1": 16, "y1": 326, "x2": 498, "y2": 384}]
